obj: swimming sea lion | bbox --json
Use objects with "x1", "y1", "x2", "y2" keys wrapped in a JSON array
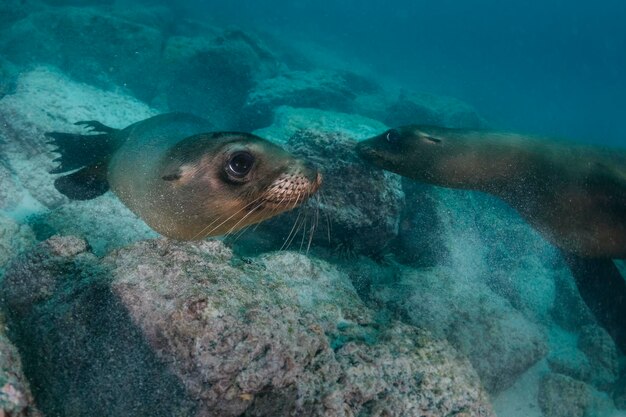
[
  {"x1": 357, "y1": 125, "x2": 626, "y2": 351},
  {"x1": 46, "y1": 113, "x2": 322, "y2": 239}
]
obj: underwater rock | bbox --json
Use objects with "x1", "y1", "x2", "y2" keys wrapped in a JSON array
[
  {"x1": 546, "y1": 347, "x2": 592, "y2": 383},
  {"x1": 396, "y1": 184, "x2": 567, "y2": 317},
  {"x1": 1, "y1": 236, "x2": 197, "y2": 417},
  {"x1": 0, "y1": 58, "x2": 18, "y2": 99},
  {"x1": 613, "y1": 373, "x2": 626, "y2": 410},
  {"x1": 0, "y1": 314, "x2": 41, "y2": 417},
  {"x1": 257, "y1": 106, "x2": 388, "y2": 142},
  {"x1": 0, "y1": 214, "x2": 35, "y2": 271},
  {"x1": 0, "y1": 6, "x2": 164, "y2": 101},
  {"x1": 538, "y1": 373, "x2": 591, "y2": 417},
  {"x1": 368, "y1": 264, "x2": 548, "y2": 394},
  {"x1": 1, "y1": 236, "x2": 494, "y2": 417},
  {"x1": 159, "y1": 30, "x2": 280, "y2": 129},
  {"x1": 243, "y1": 108, "x2": 403, "y2": 257},
  {"x1": 550, "y1": 265, "x2": 597, "y2": 332},
  {"x1": 0, "y1": 160, "x2": 23, "y2": 212},
  {"x1": 383, "y1": 92, "x2": 486, "y2": 129},
  {"x1": 0, "y1": 0, "x2": 36, "y2": 29},
  {"x1": 0, "y1": 67, "x2": 156, "y2": 209},
  {"x1": 393, "y1": 180, "x2": 448, "y2": 267},
  {"x1": 577, "y1": 325, "x2": 619, "y2": 391},
  {"x1": 28, "y1": 193, "x2": 157, "y2": 257},
  {"x1": 241, "y1": 69, "x2": 379, "y2": 130}
]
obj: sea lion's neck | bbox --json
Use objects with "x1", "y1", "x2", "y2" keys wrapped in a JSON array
[{"x1": 433, "y1": 135, "x2": 538, "y2": 194}]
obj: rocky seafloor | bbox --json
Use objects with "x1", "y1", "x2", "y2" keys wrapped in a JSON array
[{"x1": 0, "y1": 1, "x2": 625, "y2": 417}]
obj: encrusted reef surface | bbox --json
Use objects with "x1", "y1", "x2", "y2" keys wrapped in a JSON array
[{"x1": 1, "y1": 236, "x2": 494, "y2": 417}]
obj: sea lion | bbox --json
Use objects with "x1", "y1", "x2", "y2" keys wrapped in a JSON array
[
  {"x1": 46, "y1": 113, "x2": 322, "y2": 239},
  {"x1": 357, "y1": 125, "x2": 626, "y2": 351}
]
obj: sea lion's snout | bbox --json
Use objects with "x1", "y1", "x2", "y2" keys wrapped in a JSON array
[
  {"x1": 356, "y1": 141, "x2": 376, "y2": 161},
  {"x1": 356, "y1": 137, "x2": 393, "y2": 167},
  {"x1": 263, "y1": 161, "x2": 322, "y2": 209}
]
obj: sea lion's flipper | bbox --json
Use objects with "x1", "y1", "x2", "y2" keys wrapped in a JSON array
[
  {"x1": 73, "y1": 120, "x2": 117, "y2": 134},
  {"x1": 53, "y1": 162, "x2": 109, "y2": 200},
  {"x1": 563, "y1": 252, "x2": 626, "y2": 353},
  {"x1": 46, "y1": 121, "x2": 120, "y2": 200},
  {"x1": 46, "y1": 121, "x2": 120, "y2": 174}
]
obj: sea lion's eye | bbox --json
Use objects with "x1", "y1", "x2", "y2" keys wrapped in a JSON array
[
  {"x1": 385, "y1": 129, "x2": 401, "y2": 143},
  {"x1": 226, "y1": 151, "x2": 255, "y2": 178}
]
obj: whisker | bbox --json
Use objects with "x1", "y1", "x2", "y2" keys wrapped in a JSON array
[
  {"x1": 224, "y1": 201, "x2": 265, "y2": 236},
  {"x1": 318, "y1": 190, "x2": 332, "y2": 244},
  {"x1": 299, "y1": 212, "x2": 309, "y2": 252},
  {"x1": 281, "y1": 200, "x2": 304, "y2": 251},
  {"x1": 284, "y1": 193, "x2": 306, "y2": 251},
  {"x1": 198, "y1": 194, "x2": 265, "y2": 239}
]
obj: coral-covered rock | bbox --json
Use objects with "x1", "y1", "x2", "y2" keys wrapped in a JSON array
[
  {"x1": 547, "y1": 347, "x2": 592, "y2": 383},
  {"x1": 29, "y1": 193, "x2": 157, "y2": 256},
  {"x1": 0, "y1": 161, "x2": 23, "y2": 212},
  {"x1": 0, "y1": 7, "x2": 164, "y2": 101},
  {"x1": 369, "y1": 264, "x2": 548, "y2": 394},
  {"x1": 393, "y1": 180, "x2": 447, "y2": 266},
  {"x1": 0, "y1": 0, "x2": 36, "y2": 29},
  {"x1": 242, "y1": 70, "x2": 379, "y2": 129},
  {"x1": 577, "y1": 325, "x2": 619, "y2": 391},
  {"x1": 384, "y1": 92, "x2": 486, "y2": 129},
  {"x1": 614, "y1": 373, "x2": 626, "y2": 410},
  {"x1": 0, "y1": 58, "x2": 17, "y2": 99},
  {"x1": 1, "y1": 236, "x2": 494, "y2": 417},
  {"x1": 160, "y1": 30, "x2": 279, "y2": 129},
  {"x1": 0, "y1": 67, "x2": 156, "y2": 209},
  {"x1": 0, "y1": 314, "x2": 41, "y2": 417},
  {"x1": 0, "y1": 214, "x2": 35, "y2": 271},
  {"x1": 538, "y1": 373, "x2": 590, "y2": 417}
]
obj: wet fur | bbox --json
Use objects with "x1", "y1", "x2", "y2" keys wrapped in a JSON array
[{"x1": 48, "y1": 113, "x2": 321, "y2": 240}]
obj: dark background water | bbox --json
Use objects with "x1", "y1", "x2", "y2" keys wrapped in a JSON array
[{"x1": 164, "y1": 0, "x2": 626, "y2": 146}]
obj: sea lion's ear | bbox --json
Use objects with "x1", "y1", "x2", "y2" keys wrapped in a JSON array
[
  {"x1": 162, "y1": 169, "x2": 182, "y2": 181},
  {"x1": 424, "y1": 136, "x2": 442, "y2": 144}
]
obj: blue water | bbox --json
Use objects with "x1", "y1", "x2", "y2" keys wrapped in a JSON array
[{"x1": 176, "y1": 0, "x2": 626, "y2": 146}]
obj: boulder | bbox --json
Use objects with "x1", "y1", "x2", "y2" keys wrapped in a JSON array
[
  {"x1": 0, "y1": 314, "x2": 41, "y2": 417},
  {"x1": 0, "y1": 160, "x2": 23, "y2": 212},
  {"x1": 368, "y1": 263, "x2": 548, "y2": 394},
  {"x1": 383, "y1": 91, "x2": 486, "y2": 129},
  {"x1": 1, "y1": 236, "x2": 495, "y2": 417},
  {"x1": 28, "y1": 193, "x2": 157, "y2": 256},
  {"x1": 0, "y1": 0, "x2": 36, "y2": 29},
  {"x1": 0, "y1": 67, "x2": 156, "y2": 209},
  {"x1": 0, "y1": 213, "x2": 35, "y2": 271},
  {"x1": 159, "y1": 30, "x2": 280, "y2": 129},
  {"x1": 241, "y1": 69, "x2": 379, "y2": 130},
  {"x1": 577, "y1": 325, "x2": 619, "y2": 391},
  {"x1": 547, "y1": 346, "x2": 592, "y2": 383},
  {"x1": 392, "y1": 179, "x2": 448, "y2": 267},
  {"x1": 614, "y1": 373, "x2": 626, "y2": 410},
  {"x1": 538, "y1": 373, "x2": 591, "y2": 417},
  {"x1": 0, "y1": 58, "x2": 18, "y2": 99},
  {"x1": 0, "y1": 7, "x2": 164, "y2": 101}
]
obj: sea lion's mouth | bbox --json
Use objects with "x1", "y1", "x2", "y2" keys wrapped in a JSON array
[{"x1": 356, "y1": 141, "x2": 381, "y2": 164}]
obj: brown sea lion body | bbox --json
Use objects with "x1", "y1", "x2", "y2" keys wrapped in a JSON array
[
  {"x1": 357, "y1": 126, "x2": 626, "y2": 258},
  {"x1": 47, "y1": 113, "x2": 321, "y2": 239}
]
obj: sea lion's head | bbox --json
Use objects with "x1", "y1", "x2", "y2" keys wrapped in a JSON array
[
  {"x1": 357, "y1": 125, "x2": 451, "y2": 183},
  {"x1": 158, "y1": 132, "x2": 322, "y2": 239}
]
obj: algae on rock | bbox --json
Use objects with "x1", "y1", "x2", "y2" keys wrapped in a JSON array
[{"x1": 1, "y1": 236, "x2": 495, "y2": 417}]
